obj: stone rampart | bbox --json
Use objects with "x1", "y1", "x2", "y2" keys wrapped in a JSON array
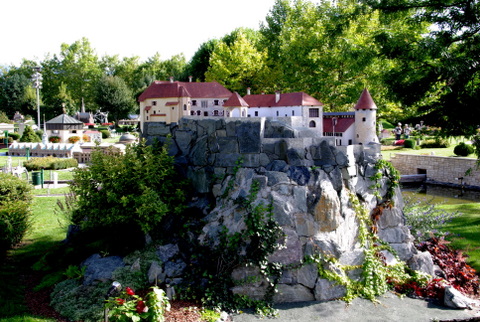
[
  {"x1": 390, "y1": 153, "x2": 480, "y2": 188},
  {"x1": 142, "y1": 118, "x2": 430, "y2": 303}
]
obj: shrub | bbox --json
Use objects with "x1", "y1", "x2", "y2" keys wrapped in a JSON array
[
  {"x1": 403, "y1": 195, "x2": 459, "y2": 242},
  {"x1": 100, "y1": 130, "x2": 111, "y2": 139},
  {"x1": 0, "y1": 173, "x2": 33, "y2": 255},
  {"x1": 453, "y1": 142, "x2": 474, "y2": 157},
  {"x1": 68, "y1": 136, "x2": 81, "y2": 144},
  {"x1": 420, "y1": 137, "x2": 450, "y2": 148},
  {"x1": 49, "y1": 136, "x2": 61, "y2": 143},
  {"x1": 0, "y1": 136, "x2": 13, "y2": 144},
  {"x1": 19, "y1": 125, "x2": 40, "y2": 143},
  {"x1": 23, "y1": 156, "x2": 78, "y2": 171},
  {"x1": 404, "y1": 139, "x2": 416, "y2": 149},
  {"x1": 70, "y1": 140, "x2": 187, "y2": 234},
  {"x1": 8, "y1": 132, "x2": 20, "y2": 140}
]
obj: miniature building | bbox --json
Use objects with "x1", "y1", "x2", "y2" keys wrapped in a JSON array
[{"x1": 46, "y1": 113, "x2": 84, "y2": 143}]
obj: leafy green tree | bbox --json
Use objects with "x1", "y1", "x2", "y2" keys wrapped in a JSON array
[
  {"x1": 363, "y1": 0, "x2": 480, "y2": 135},
  {"x1": 0, "y1": 173, "x2": 33, "y2": 255},
  {"x1": 70, "y1": 140, "x2": 187, "y2": 234},
  {"x1": 0, "y1": 111, "x2": 10, "y2": 123},
  {"x1": 94, "y1": 75, "x2": 135, "y2": 125},
  {"x1": 0, "y1": 70, "x2": 35, "y2": 118},
  {"x1": 19, "y1": 125, "x2": 40, "y2": 142},
  {"x1": 184, "y1": 39, "x2": 219, "y2": 82},
  {"x1": 205, "y1": 30, "x2": 268, "y2": 95}
]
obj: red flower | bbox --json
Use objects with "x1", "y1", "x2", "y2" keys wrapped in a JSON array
[
  {"x1": 126, "y1": 287, "x2": 135, "y2": 296},
  {"x1": 116, "y1": 298, "x2": 125, "y2": 305},
  {"x1": 136, "y1": 300, "x2": 148, "y2": 313}
]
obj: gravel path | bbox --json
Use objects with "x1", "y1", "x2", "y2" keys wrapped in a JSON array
[{"x1": 231, "y1": 292, "x2": 480, "y2": 322}]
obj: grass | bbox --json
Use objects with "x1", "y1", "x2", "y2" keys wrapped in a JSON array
[
  {"x1": 439, "y1": 203, "x2": 480, "y2": 271},
  {"x1": 0, "y1": 196, "x2": 67, "y2": 319}
]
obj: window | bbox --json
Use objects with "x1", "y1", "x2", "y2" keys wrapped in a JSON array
[
  {"x1": 309, "y1": 120, "x2": 316, "y2": 128},
  {"x1": 184, "y1": 104, "x2": 187, "y2": 111},
  {"x1": 214, "y1": 110, "x2": 219, "y2": 116},
  {"x1": 152, "y1": 101, "x2": 157, "y2": 106},
  {"x1": 191, "y1": 111, "x2": 195, "y2": 115},
  {"x1": 214, "y1": 100, "x2": 219, "y2": 106},
  {"x1": 276, "y1": 111, "x2": 279, "y2": 116},
  {"x1": 197, "y1": 111, "x2": 201, "y2": 116},
  {"x1": 292, "y1": 111, "x2": 295, "y2": 116},
  {"x1": 192, "y1": 100, "x2": 197, "y2": 106},
  {"x1": 146, "y1": 116, "x2": 149, "y2": 120},
  {"x1": 362, "y1": 117, "x2": 366, "y2": 122},
  {"x1": 255, "y1": 111, "x2": 258, "y2": 116},
  {"x1": 153, "y1": 110, "x2": 156, "y2": 114},
  {"x1": 309, "y1": 108, "x2": 319, "y2": 117},
  {"x1": 201, "y1": 100, "x2": 208, "y2": 108},
  {"x1": 204, "y1": 111, "x2": 208, "y2": 116}
]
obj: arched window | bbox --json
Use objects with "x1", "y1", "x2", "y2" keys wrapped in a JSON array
[{"x1": 309, "y1": 120, "x2": 316, "y2": 128}]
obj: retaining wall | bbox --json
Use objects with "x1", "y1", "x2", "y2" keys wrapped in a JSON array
[{"x1": 390, "y1": 153, "x2": 480, "y2": 187}]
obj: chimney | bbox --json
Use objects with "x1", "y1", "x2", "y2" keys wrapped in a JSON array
[
  {"x1": 169, "y1": 76, "x2": 174, "y2": 83},
  {"x1": 188, "y1": 76, "x2": 193, "y2": 82},
  {"x1": 275, "y1": 91, "x2": 280, "y2": 103},
  {"x1": 247, "y1": 87, "x2": 251, "y2": 95}
]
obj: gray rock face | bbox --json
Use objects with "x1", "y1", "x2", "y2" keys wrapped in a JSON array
[
  {"x1": 82, "y1": 254, "x2": 124, "y2": 286},
  {"x1": 143, "y1": 118, "x2": 424, "y2": 303}
]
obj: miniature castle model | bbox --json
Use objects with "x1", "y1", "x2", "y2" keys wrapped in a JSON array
[{"x1": 139, "y1": 80, "x2": 379, "y2": 146}]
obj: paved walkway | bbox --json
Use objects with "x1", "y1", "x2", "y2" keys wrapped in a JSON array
[{"x1": 232, "y1": 292, "x2": 480, "y2": 322}]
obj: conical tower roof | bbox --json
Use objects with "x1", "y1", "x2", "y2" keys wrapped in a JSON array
[{"x1": 354, "y1": 88, "x2": 377, "y2": 110}]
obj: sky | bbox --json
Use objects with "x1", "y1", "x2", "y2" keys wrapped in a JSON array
[{"x1": 0, "y1": 0, "x2": 277, "y2": 67}]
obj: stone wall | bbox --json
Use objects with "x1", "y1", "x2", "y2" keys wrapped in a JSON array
[
  {"x1": 390, "y1": 153, "x2": 480, "y2": 188},
  {"x1": 142, "y1": 117, "x2": 431, "y2": 303}
]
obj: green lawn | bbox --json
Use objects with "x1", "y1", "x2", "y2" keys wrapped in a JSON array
[
  {"x1": 439, "y1": 203, "x2": 480, "y2": 271},
  {"x1": 0, "y1": 196, "x2": 66, "y2": 319}
]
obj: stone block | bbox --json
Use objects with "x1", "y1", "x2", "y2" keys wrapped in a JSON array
[
  {"x1": 274, "y1": 284, "x2": 315, "y2": 303},
  {"x1": 314, "y1": 278, "x2": 346, "y2": 301}
]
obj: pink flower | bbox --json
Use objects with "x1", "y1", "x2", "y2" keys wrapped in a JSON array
[
  {"x1": 136, "y1": 300, "x2": 148, "y2": 313},
  {"x1": 126, "y1": 287, "x2": 135, "y2": 296},
  {"x1": 116, "y1": 298, "x2": 125, "y2": 305}
]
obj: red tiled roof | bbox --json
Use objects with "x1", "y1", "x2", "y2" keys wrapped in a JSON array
[
  {"x1": 354, "y1": 88, "x2": 377, "y2": 110},
  {"x1": 243, "y1": 92, "x2": 322, "y2": 108},
  {"x1": 223, "y1": 92, "x2": 249, "y2": 107},
  {"x1": 145, "y1": 106, "x2": 152, "y2": 111},
  {"x1": 166, "y1": 102, "x2": 178, "y2": 106},
  {"x1": 323, "y1": 117, "x2": 355, "y2": 132},
  {"x1": 138, "y1": 81, "x2": 232, "y2": 101}
]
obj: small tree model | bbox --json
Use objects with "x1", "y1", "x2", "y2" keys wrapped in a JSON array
[{"x1": 19, "y1": 125, "x2": 41, "y2": 143}]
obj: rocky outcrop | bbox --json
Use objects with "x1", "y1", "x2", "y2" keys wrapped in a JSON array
[{"x1": 142, "y1": 117, "x2": 430, "y2": 303}]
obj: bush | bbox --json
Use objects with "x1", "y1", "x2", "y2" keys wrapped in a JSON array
[
  {"x1": 0, "y1": 173, "x2": 33, "y2": 255},
  {"x1": 100, "y1": 130, "x2": 111, "y2": 139},
  {"x1": 8, "y1": 132, "x2": 20, "y2": 140},
  {"x1": 68, "y1": 136, "x2": 81, "y2": 144},
  {"x1": 404, "y1": 195, "x2": 459, "y2": 242},
  {"x1": 23, "y1": 156, "x2": 78, "y2": 171},
  {"x1": 453, "y1": 142, "x2": 474, "y2": 157},
  {"x1": 404, "y1": 139, "x2": 416, "y2": 149},
  {"x1": 19, "y1": 125, "x2": 41, "y2": 143},
  {"x1": 420, "y1": 137, "x2": 450, "y2": 148},
  {"x1": 0, "y1": 136, "x2": 13, "y2": 144}
]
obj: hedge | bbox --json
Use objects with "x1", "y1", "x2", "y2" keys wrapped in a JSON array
[{"x1": 23, "y1": 157, "x2": 78, "y2": 171}]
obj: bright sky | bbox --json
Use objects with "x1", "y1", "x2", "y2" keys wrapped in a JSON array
[{"x1": 0, "y1": 0, "x2": 277, "y2": 67}]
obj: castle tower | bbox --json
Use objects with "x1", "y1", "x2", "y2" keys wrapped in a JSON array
[{"x1": 354, "y1": 89, "x2": 379, "y2": 145}]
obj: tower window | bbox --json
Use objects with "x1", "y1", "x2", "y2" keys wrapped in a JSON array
[{"x1": 362, "y1": 117, "x2": 366, "y2": 122}]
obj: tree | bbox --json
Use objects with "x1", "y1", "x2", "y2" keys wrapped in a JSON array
[
  {"x1": 94, "y1": 75, "x2": 135, "y2": 125},
  {"x1": 362, "y1": 0, "x2": 480, "y2": 135},
  {"x1": 19, "y1": 125, "x2": 41, "y2": 142},
  {"x1": 69, "y1": 140, "x2": 187, "y2": 234},
  {"x1": 184, "y1": 39, "x2": 219, "y2": 82},
  {"x1": 205, "y1": 29, "x2": 268, "y2": 95}
]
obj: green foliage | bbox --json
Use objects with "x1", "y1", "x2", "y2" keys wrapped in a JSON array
[
  {"x1": 94, "y1": 75, "x2": 135, "y2": 124},
  {"x1": 404, "y1": 195, "x2": 460, "y2": 242},
  {"x1": 23, "y1": 156, "x2": 78, "y2": 171},
  {"x1": 67, "y1": 135, "x2": 80, "y2": 144},
  {"x1": 403, "y1": 139, "x2": 416, "y2": 149},
  {"x1": 105, "y1": 286, "x2": 170, "y2": 322},
  {"x1": 420, "y1": 138, "x2": 450, "y2": 148},
  {"x1": 19, "y1": 126, "x2": 40, "y2": 143},
  {"x1": 100, "y1": 129, "x2": 111, "y2": 139},
  {"x1": 0, "y1": 136, "x2": 13, "y2": 144},
  {"x1": 453, "y1": 142, "x2": 474, "y2": 157},
  {"x1": 64, "y1": 264, "x2": 86, "y2": 280},
  {"x1": 369, "y1": 159, "x2": 400, "y2": 201},
  {"x1": 69, "y1": 140, "x2": 187, "y2": 234},
  {"x1": 0, "y1": 110, "x2": 11, "y2": 123},
  {"x1": 0, "y1": 173, "x2": 33, "y2": 254},
  {"x1": 8, "y1": 132, "x2": 20, "y2": 140}
]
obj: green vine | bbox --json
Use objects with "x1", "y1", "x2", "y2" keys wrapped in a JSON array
[
  {"x1": 306, "y1": 192, "x2": 428, "y2": 303},
  {"x1": 369, "y1": 159, "x2": 400, "y2": 202}
]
